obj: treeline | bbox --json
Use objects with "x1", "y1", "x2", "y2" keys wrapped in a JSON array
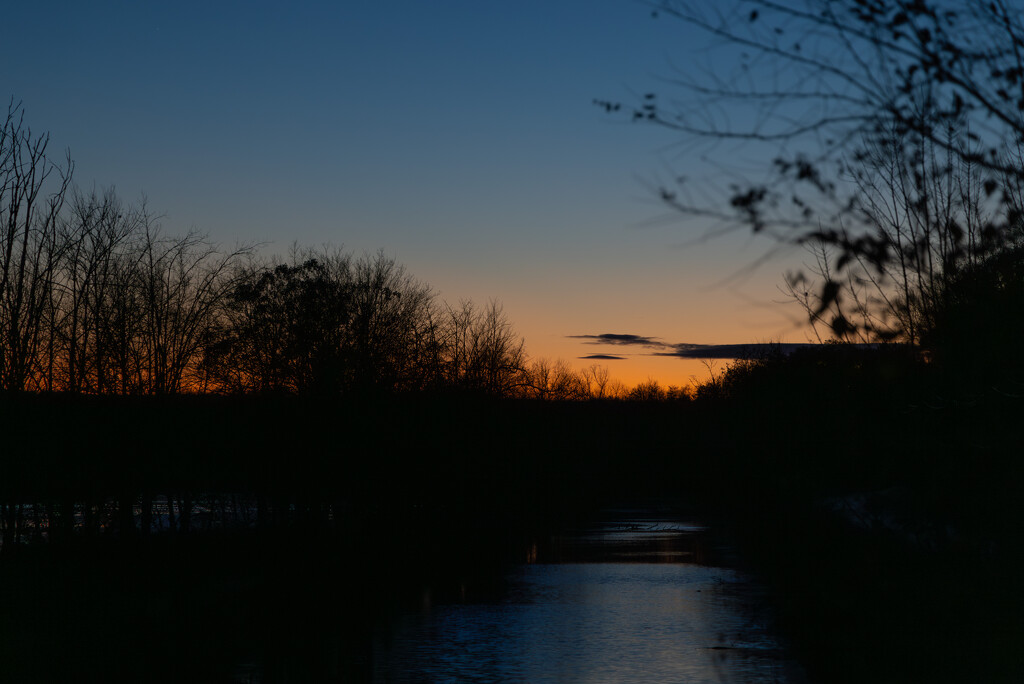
[
  {"x1": 0, "y1": 101, "x2": 521, "y2": 395},
  {"x1": 2, "y1": 102, "x2": 693, "y2": 400},
  {"x1": 0, "y1": 180, "x2": 671, "y2": 399}
]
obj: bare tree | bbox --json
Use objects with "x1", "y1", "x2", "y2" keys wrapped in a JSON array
[
  {"x1": 779, "y1": 123, "x2": 1024, "y2": 342},
  {"x1": 839, "y1": 124, "x2": 1024, "y2": 341},
  {"x1": 524, "y1": 358, "x2": 588, "y2": 400},
  {"x1": 206, "y1": 247, "x2": 443, "y2": 395},
  {"x1": 0, "y1": 101, "x2": 73, "y2": 391},
  {"x1": 131, "y1": 214, "x2": 249, "y2": 394},
  {"x1": 781, "y1": 238, "x2": 877, "y2": 342},
  {"x1": 439, "y1": 299, "x2": 527, "y2": 395},
  {"x1": 581, "y1": 363, "x2": 613, "y2": 399},
  {"x1": 605, "y1": 0, "x2": 1024, "y2": 341},
  {"x1": 610, "y1": 0, "x2": 1024, "y2": 225},
  {"x1": 348, "y1": 250, "x2": 438, "y2": 393},
  {"x1": 205, "y1": 250, "x2": 353, "y2": 394},
  {"x1": 50, "y1": 188, "x2": 141, "y2": 392},
  {"x1": 100, "y1": 238, "x2": 150, "y2": 394},
  {"x1": 1, "y1": 104, "x2": 528, "y2": 398},
  {"x1": 628, "y1": 377, "x2": 668, "y2": 402}
]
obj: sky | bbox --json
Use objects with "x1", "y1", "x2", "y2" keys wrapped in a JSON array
[{"x1": 2, "y1": 0, "x2": 812, "y2": 388}]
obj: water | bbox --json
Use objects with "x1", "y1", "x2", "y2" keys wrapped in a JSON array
[{"x1": 373, "y1": 506, "x2": 809, "y2": 683}]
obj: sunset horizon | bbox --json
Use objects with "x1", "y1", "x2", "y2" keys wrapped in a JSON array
[
  {"x1": 1, "y1": 0, "x2": 812, "y2": 397},
  {"x1": 3, "y1": 1, "x2": 1021, "y2": 682}
]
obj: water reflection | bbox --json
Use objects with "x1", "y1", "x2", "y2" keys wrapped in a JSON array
[{"x1": 375, "y1": 507, "x2": 808, "y2": 683}]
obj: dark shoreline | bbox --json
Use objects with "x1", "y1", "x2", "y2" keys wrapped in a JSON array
[{"x1": 1, "y1": 353, "x2": 1022, "y2": 682}]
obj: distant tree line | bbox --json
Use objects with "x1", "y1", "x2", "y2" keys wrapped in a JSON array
[
  {"x1": 4, "y1": 101, "x2": 693, "y2": 401},
  {"x1": 0, "y1": 102, "x2": 528, "y2": 396}
]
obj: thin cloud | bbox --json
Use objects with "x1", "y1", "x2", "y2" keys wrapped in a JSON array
[
  {"x1": 571, "y1": 333, "x2": 824, "y2": 360},
  {"x1": 657, "y1": 343, "x2": 813, "y2": 359},
  {"x1": 567, "y1": 333, "x2": 670, "y2": 349},
  {"x1": 579, "y1": 354, "x2": 626, "y2": 361}
]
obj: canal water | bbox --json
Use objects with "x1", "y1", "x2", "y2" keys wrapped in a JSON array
[{"x1": 372, "y1": 504, "x2": 810, "y2": 683}]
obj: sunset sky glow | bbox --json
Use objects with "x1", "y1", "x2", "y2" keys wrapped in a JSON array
[{"x1": 3, "y1": 0, "x2": 813, "y2": 387}]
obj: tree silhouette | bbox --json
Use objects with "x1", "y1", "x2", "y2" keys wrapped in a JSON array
[
  {"x1": 0, "y1": 100, "x2": 72, "y2": 391},
  {"x1": 347, "y1": 251, "x2": 439, "y2": 393},
  {"x1": 51, "y1": 188, "x2": 141, "y2": 392},
  {"x1": 781, "y1": 123, "x2": 1024, "y2": 343},
  {"x1": 524, "y1": 357, "x2": 587, "y2": 400},
  {"x1": 581, "y1": 363, "x2": 624, "y2": 400},
  {"x1": 0, "y1": 105, "x2": 540, "y2": 401},
  {"x1": 627, "y1": 377, "x2": 668, "y2": 402},
  {"x1": 606, "y1": 0, "x2": 1024, "y2": 342},
  {"x1": 205, "y1": 248, "x2": 446, "y2": 396},
  {"x1": 439, "y1": 299, "x2": 527, "y2": 395},
  {"x1": 206, "y1": 253, "x2": 354, "y2": 393},
  {"x1": 924, "y1": 243, "x2": 1024, "y2": 383}
]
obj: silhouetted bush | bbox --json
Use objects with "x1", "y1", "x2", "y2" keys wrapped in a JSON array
[{"x1": 924, "y1": 243, "x2": 1024, "y2": 388}]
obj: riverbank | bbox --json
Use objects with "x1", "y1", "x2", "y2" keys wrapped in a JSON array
[
  {"x1": 684, "y1": 347, "x2": 1024, "y2": 683},
  {"x1": 1, "y1": 350, "x2": 1021, "y2": 682}
]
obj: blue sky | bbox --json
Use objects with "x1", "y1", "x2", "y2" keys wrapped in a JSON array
[{"x1": 3, "y1": 0, "x2": 806, "y2": 386}]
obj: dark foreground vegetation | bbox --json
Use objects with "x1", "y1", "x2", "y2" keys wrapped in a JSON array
[
  {"x1": 0, "y1": 392, "x2": 687, "y2": 682},
  {"x1": 693, "y1": 345, "x2": 1024, "y2": 684},
  {"x1": 6, "y1": 1, "x2": 1024, "y2": 669},
  {"x1": 599, "y1": 1, "x2": 1024, "y2": 677},
  {"x1": 2, "y1": 339, "x2": 1022, "y2": 682}
]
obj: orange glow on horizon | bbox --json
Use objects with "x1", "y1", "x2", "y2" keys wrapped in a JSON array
[{"x1": 563, "y1": 355, "x2": 733, "y2": 392}]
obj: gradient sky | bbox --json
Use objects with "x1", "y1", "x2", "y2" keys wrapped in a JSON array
[{"x1": 3, "y1": 0, "x2": 812, "y2": 388}]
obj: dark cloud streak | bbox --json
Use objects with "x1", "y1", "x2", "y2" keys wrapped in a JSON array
[
  {"x1": 571, "y1": 333, "x2": 826, "y2": 360},
  {"x1": 659, "y1": 343, "x2": 817, "y2": 359},
  {"x1": 567, "y1": 333, "x2": 669, "y2": 349}
]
